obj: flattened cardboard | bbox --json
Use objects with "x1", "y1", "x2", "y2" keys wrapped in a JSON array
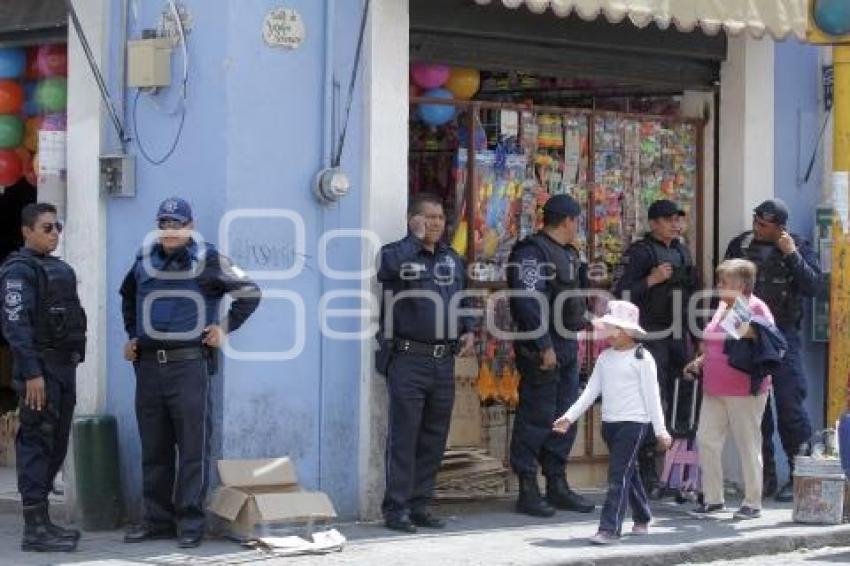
[
  {"x1": 253, "y1": 492, "x2": 336, "y2": 522},
  {"x1": 217, "y1": 458, "x2": 298, "y2": 488},
  {"x1": 208, "y1": 486, "x2": 250, "y2": 522}
]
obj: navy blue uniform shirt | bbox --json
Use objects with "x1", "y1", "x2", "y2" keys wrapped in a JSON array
[{"x1": 378, "y1": 235, "x2": 473, "y2": 344}]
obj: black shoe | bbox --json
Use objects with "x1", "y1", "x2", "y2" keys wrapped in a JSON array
[
  {"x1": 177, "y1": 534, "x2": 203, "y2": 548},
  {"x1": 44, "y1": 503, "x2": 81, "y2": 542},
  {"x1": 123, "y1": 525, "x2": 177, "y2": 543},
  {"x1": 545, "y1": 475, "x2": 595, "y2": 513},
  {"x1": 385, "y1": 515, "x2": 417, "y2": 534},
  {"x1": 410, "y1": 510, "x2": 445, "y2": 529},
  {"x1": 21, "y1": 504, "x2": 78, "y2": 553},
  {"x1": 775, "y1": 481, "x2": 794, "y2": 503},
  {"x1": 516, "y1": 474, "x2": 556, "y2": 517}
]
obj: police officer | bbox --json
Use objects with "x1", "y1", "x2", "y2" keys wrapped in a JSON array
[
  {"x1": 612, "y1": 199, "x2": 699, "y2": 497},
  {"x1": 724, "y1": 198, "x2": 821, "y2": 502},
  {"x1": 507, "y1": 194, "x2": 595, "y2": 517},
  {"x1": 120, "y1": 198, "x2": 260, "y2": 547},
  {"x1": 0, "y1": 203, "x2": 85, "y2": 552},
  {"x1": 377, "y1": 192, "x2": 475, "y2": 533}
]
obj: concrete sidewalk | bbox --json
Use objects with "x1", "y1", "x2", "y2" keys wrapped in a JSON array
[{"x1": 0, "y1": 492, "x2": 849, "y2": 565}]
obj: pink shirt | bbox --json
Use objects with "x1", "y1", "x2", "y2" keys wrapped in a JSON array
[{"x1": 702, "y1": 294, "x2": 773, "y2": 397}]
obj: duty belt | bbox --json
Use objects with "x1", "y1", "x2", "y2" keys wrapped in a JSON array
[
  {"x1": 139, "y1": 346, "x2": 205, "y2": 364},
  {"x1": 394, "y1": 339, "x2": 453, "y2": 358},
  {"x1": 41, "y1": 349, "x2": 82, "y2": 364}
]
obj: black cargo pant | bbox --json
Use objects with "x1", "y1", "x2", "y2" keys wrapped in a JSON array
[
  {"x1": 16, "y1": 361, "x2": 77, "y2": 506},
  {"x1": 135, "y1": 357, "x2": 211, "y2": 537},
  {"x1": 510, "y1": 339, "x2": 579, "y2": 478},
  {"x1": 382, "y1": 352, "x2": 455, "y2": 519}
]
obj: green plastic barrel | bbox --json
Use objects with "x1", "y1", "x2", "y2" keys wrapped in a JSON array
[{"x1": 73, "y1": 414, "x2": 123, "y2": 530}]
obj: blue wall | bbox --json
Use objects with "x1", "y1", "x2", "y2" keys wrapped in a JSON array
[
  {"x1": 105, "y1": 0, "x2": 366, "y2": 519},
  {"x1": 773, "y1": 39, "x2": 827, "y2": 482}
]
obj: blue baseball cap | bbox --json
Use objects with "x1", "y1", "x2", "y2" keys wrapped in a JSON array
[
  {"x1": 543, "y1": 194, "x2": 582, "y2": 218},
  {"x1": 648, "y1": 199, "x2": 686, "y2": 220},
  {"x1": 156, "y1": 197, "x2": 193, "y2": 223}
]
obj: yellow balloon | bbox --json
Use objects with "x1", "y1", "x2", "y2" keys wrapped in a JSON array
[
  {"x1": 445, "y1": 67, "x2": 480, "y2": 100},
  {"x1": 24, "y1": 116, "x2": 41, "y2": 152},
  {"x1": 451, "y1": 220, "x2": 468, "y2": 256}
]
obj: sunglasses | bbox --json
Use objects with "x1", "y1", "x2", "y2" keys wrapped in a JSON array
[
  {"x1": 40, "y1": 222, "x2": 63, "y2": 234},
  {"x1": 157, "y1": 219, "x2": 189, "y2": 230}
]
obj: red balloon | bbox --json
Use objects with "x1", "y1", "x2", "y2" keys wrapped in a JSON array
[
  {"x1": 0, "y1": 148, "x2": 22, "y2": 186},
  {"x1": 24, "y1": 47, "x2": 39, "y2": 80},
  {"x1": 36, "y1": 45, "x2": 67, "y2": 78},
  {"x1": 0, "y1": 80, "x2": 24, "y2": 113}
]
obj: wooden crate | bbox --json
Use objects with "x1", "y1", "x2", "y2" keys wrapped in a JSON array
[{"x1": 793, "y1": 457, "x2": 849, "y2": 524}]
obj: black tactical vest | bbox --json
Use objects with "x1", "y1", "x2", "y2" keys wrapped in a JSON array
[
  {"x1": 639, "y1": 237, "x2": 697, "y2": 330},
  {"x1": 2, "y1": 252, "x2": 86, "y2": 356},
  {"x1": 741, "y1": 234, "x2": 800, "y2": 328},
  {"x1": 528, "y1": 233, "x2": 588, "y2": 332}
]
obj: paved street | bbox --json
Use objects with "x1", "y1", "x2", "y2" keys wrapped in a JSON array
[
  {"x1": 0, "y1": 493, "x2": 848, "y2": 565},
  {"x1": 706, "y1": 546, "x2": 850, "y2": 565}
]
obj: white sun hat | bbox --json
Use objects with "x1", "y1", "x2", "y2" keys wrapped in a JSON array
[{"x1": 593, "y1": 300, "x2": 647, "y2": 336}]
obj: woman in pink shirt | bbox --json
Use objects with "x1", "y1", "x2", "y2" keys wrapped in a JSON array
[{"x1": 684, "y1": 259, "x2": 772, "y2": 520}]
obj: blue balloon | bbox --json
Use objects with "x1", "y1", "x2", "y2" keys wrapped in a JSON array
[
  {"x1": 0, "y1": 48, "x2": 26, "y2": 79},
  {"x1": 417, "y1": 88, "x2": 456, "y2": 127},
  {"x1": 22, "y1": 82, "x2": 37, "y2": 116},
  {"x1": 815, "y1": 0, "x2": 850, "y2": 36}
]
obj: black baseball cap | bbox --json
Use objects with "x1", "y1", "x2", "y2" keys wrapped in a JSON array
[
  {"x1": 753, "y1": 198, "x2": 789, "y2": 226},
  {"x1": 648, "y1": 199, "x2": 686, "y2": 220},
  {"x1": 543, "y1": 194, "x2": 581, "y2": 218}
]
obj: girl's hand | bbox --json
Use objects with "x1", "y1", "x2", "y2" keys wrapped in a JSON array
[
  {"x1": 683, "y1": 355, "x2": 704, "y2": 380},
  {"x1": 656, "y1": 432, "x2": 673, "y2": 451},
  {"x1": 552, "y1": 415, "x2": 572, "y2": 434}
]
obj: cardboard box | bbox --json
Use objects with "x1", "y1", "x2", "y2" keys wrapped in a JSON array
[
  {"x1": 208, "y1": 458, "x2": 336, "y2": 540},
  {"x1": 447, "y1": 370, "x2": 482, "y2": 448}
]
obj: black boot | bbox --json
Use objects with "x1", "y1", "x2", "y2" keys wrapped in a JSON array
[
  {"x1": 44, "y1": 503, "x2": 81, "y2": 542},
  {"x1": 545, "y1": 475, "x2": 595, "y2": 513},
  {"x1": 763, "y1": 461, "x2": 778, "y2": 499},
  {"x1": 516, "y1": 474, "x2": 556, "y2": 517},
  {"x1": 22, "y1": 504, "x2": 78, "y2": 552}
]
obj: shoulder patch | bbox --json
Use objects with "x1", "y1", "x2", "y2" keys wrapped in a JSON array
[
  {"x1": 521, "y1": 259, "x2": 539, "y2": 290},
  {"x1": 5, "y1": 279, "x2": 22, "y2": 291},
  {"x1": 4, "y1": 290, "x2": 22, "y2": 307}
]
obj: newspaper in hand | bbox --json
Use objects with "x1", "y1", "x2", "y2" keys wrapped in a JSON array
[{"x1": 720, "y1": 296, "x2": 752, "y2": 340}]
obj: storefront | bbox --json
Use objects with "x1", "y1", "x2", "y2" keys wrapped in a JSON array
[{"x1": 0, "y1": 0, "x2": 70, "y2": 470}]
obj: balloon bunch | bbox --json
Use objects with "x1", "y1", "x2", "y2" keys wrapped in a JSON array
[
  {"x1": 410, "y1": 63, "x2": 481, "y2": 127},
  {"x1": 0, "y1": 45, "x2": 67, "y2": 188}
]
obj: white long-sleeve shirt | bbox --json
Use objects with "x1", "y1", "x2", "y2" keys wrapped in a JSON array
[{"x1": 564, "y1": 346, "x2": 667, "y2": 435}]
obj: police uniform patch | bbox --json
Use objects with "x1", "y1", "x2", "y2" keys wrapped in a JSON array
[
  {"x1": 521, "y1": 260, "x2": 539, "y2": 290},
  {"x1": 4, "y1": 290, "x2": 22, "y2": 308},
  {"x1": 5, "y1": 279, "x2": 22, "y2": 291}
]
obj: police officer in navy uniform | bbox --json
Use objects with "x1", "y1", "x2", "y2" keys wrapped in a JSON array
[
  {"x1": 507, "y1": 194, "x2": 595, "y2": 517},
  {"x1": 612, "y1": 199, "x2": 699, "y2": 497},
  {"x1": 724, "y1": 198, "x2": 822, "y2": 502},
  {"x1": 120, "y1": 198, "x2": 260, "y2": 548},
  {"x1": 377, "y1": 192, "x2": 476, "y2": 533},
  {"x1": 0, "y1": 203, "x2": 85, "y2": 552}
]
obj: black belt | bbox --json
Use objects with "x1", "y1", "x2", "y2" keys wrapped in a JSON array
[
  {"x1": 393, "y1": 339, "x2": 453, "y2": 359},
  {"x1": 139, "y1": 347, "x2": 205, "y2": 364},
  {"x1": 41, "y1": 350, "x2": 82, "y2": 364}
]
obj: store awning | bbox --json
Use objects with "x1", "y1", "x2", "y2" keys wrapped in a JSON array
[
  {"x1": 471, "y1": 0, "x2": 808, "y2": 40},
  {"x1": 0, "y1": 0, "x2": 67, "y2": 46}
]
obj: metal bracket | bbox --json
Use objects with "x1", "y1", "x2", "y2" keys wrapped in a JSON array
[{"x1": 100, "y1": 154, "x2": 136, "y2": 197}]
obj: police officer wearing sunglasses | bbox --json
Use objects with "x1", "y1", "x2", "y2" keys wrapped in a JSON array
[
  {"x1": 119, "y1": 198, "x2": 260, "y2": 548},
  {"x1": 0, "y1": 203, "x2": 86, "y2": 552}
]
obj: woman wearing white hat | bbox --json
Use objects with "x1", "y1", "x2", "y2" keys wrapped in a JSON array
[{"x1": 553, "y1": 300, "x2": 672, "y2": 545}]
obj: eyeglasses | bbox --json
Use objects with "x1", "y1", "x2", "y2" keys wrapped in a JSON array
[
  {"x1": 158, "y1": 219, "x2": 188, "y2": 230},
  {"x1": 40, "y1": 222, "x2": 63, "y2": 234}
]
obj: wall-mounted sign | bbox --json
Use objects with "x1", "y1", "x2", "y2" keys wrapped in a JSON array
[{"x1": 263, "y1": 8, "x2": 305, "y2": 49}]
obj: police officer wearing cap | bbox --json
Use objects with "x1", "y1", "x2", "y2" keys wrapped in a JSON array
[
  {"x1": 0, "y1": 203, "x2": 85, "y2": 552},
  {"x1": 724, "y1": 198, "x2": 822, "y2": 502},
  {"x1": 377, "y1": 192, "x2": 476, "y2": 534},
  {"x1": 120, "y1": 198, "x2": 260, "y2": 548},
  {"x1": 612, "y1": 199, "x2": 699, "y2": 497},
  {"x1": 507, "y1": 194, "x2": 595, "y2": 517}
]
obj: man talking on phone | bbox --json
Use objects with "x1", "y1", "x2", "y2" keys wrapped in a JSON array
[{"x1": 724, "y1": 198, "x2": 822, "y2": 502}]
